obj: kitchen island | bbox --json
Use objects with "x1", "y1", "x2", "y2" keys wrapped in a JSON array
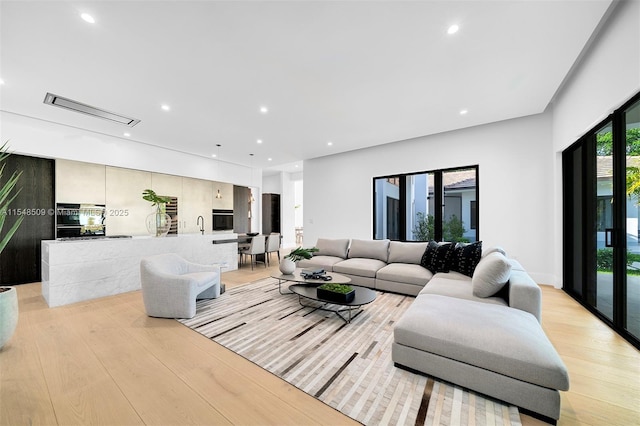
[{"x1": 41, "y1": 233, "x2": 238, "y2": 307}]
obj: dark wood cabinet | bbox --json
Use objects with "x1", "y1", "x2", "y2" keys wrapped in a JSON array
[
  {"x1": 262, "y1": 193, "x2": 281, "y2": 234},
  {"x1": 0, "y1": 154, "x2": 55, "y2": 284},
  {"x1": 233, "y1": 185, "x2": 250, "y2": 234}
]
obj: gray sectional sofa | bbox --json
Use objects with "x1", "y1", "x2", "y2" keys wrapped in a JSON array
[{"x1": 297, "y1": 238, "x2": 569, "y2": 423}]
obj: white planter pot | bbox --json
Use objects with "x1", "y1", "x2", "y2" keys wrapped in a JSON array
[
  {"x1": 279, "y1": 258, "x2": 296, "y2": 275},
  {"x1": 0, "y1": 286, "x2": 18, "y2": 350}
]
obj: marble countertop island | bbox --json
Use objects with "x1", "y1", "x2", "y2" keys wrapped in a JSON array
[{"x1": 41, "y1": 233, "x2": 238, "y2": 307}]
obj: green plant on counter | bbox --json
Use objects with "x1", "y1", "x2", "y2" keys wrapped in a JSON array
[
  {"x1": 284, "y1": 246, "x2": 319, "y2": 262},
  {"x1": 142, "y1": 189, "x2": 171, "y2": 211},
  {"x1": 0, "y1": 141, "x2": 23, "y2": 255},
  {"x1": 318, "y1": 282, "x2": 353, "y2": 294}
]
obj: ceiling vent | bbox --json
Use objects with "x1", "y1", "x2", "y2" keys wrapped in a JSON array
[{"x1": 43, "y1": 93, "x2": 140, "y2": 127}]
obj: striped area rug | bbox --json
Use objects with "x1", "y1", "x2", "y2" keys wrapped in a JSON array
[{"x1": 179, "y1": 278, "x2": 521, "y2": 426}]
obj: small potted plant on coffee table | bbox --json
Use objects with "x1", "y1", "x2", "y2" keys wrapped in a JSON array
[
  {"x1": 279, "y1": 246, "x2": 318, "y2": 274},
  {"x1": 317, "y1": 282, "x2": 355, "y2": 303}
]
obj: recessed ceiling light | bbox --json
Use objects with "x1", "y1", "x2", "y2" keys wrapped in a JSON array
[
  {"x1": 260, "y1": 106, "x2": 268, "y2": 114},
  {"x1": 268, "y1": 158, "x2": 272, "y2": 161},
  {"x1": 257, "y1": 139, "x2": 263, "y2": 144},
  {"x1": 80, "y1": 13, "x2": 95, "y2": 24},
  {"x1": 0, "y1": 78, "x2": 5, "y2": 85},
  {"x1": 212, "y1": 154, "x2": 217, "y2": 158},
  {"x1": 460, "y1": 109, "x2": 468, "y2": 115},
  {"x1": 161, "y1": 104, "x2": 170, "y2": 111},
  {"x1": 447, "y1": 24, "x2": 459, "y2": 35},
  {"x1": 327, "y1": 141, "x2": 333, "y2": 146},
  {"x1": 123, "y1": 132, "x2": 131, "y2": 137}
]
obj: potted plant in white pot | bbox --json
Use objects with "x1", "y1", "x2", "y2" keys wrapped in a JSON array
[
  {"x1": 279, "y1": 246, "x2": 318, "y2": 275},
  {"x1": 0, "y1": 142, "x2": 24, "y2": 350},
  {"x1": 142, "y1": 189, "x2": 172, "y2": 237}
]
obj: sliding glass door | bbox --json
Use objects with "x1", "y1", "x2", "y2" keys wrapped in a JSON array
[
  {"x1": 595, "y1": 122, "x2": 614, "y2": 321},
  {"x1": 625, "y1": 99, "x2": 640, "y2": 339},
  {"x1": 563, "y1": 92, "x2": 640, "y2": 349}
]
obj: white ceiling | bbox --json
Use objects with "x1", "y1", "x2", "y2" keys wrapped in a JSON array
[{"x1": 0, "y1": 1, "x2": 613, "y2": 174}]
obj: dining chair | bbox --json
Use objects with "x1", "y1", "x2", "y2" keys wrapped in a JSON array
[
  {"x1": 245, "y1": 235, "x2": 266, "y2": 270},
  {"x1": 265, "y1": 233, "x2": 281, "y2": 265}
]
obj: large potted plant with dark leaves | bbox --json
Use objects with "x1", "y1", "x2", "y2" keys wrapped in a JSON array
[
  {"x1": 0, "y1": 142, "x2": 24, "y2": 350},
  {"x1": 142, "y1": 189, "x2": 172, "y2": 237}
]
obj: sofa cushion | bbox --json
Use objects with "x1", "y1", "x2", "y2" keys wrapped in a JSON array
[
  {"x1": 472, "y1": 252, "x2": 512, "y2": 298},
  {"x1": 388, "y1": 241, "x2": 429, "y2": 264},
  {"x1": 297, "y1": 255, "x2": 345, "y2": 272},
  {"x1": 420, "y1": 241, "x2": 455, "y2": 274},
  {"x1": 348, "y1": 239, "x2": 390, "y2": 262},
  {"x1": 508, "y1": 258, "x2": 526, "y2": 271},
  {"x1": 482, "y1": 246, "x2": 507, "y2": 258},
  {"x1": 394, "y1": 294, "x2": 570, "y2": 391},
  {"x1": 333, "y1": 258, "x2": 387, "y2": 278},
  {"x1": 449, "y1": 241, "x2": 483, "y2": 277},
  {"x1": 376, "y1": 263, "x2": 433, "y2": 286},
  {"x1": 315, "y1": 238, "x2": 350, "y2": 259},
  {"x1": 419, "y1": 273, "x2": 507, "y2": 306}
]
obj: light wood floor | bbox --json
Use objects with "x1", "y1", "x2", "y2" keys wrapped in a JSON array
[{"x1": 1, "y1": 262, "x2": 638, "y2": 426}]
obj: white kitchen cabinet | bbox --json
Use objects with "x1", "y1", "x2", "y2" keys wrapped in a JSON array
[
  {"x1": 105, "y1": 166, "x2": 152, "y2": 236},
  {"x1": 151, "y1": 173, "x2": 182, "y2": 200},
  {"x1": 181, "y1": 177, "x2": 213, "y2": 233},
  {"x1": 56, "y1": 159, "x2": 106, "y2": 204}
]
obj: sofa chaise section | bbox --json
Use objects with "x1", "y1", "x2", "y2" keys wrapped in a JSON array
[{"x1": 392, "y1": 294, "x2": 569, "y2": 422}]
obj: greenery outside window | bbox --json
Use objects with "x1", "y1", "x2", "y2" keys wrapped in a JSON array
[{"x1": 373, "y1": 166, "x2": 478, "y2": 242}]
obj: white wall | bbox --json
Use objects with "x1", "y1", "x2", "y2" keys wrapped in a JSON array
[
  {"x1": 0, "y1": 111, "x2": 258, "y2": 188},
  {"x1": 551, "y1": 0, "x2": 640, "y2": 287},
  {"x1": 552, "y1": 1, "x2": 640, "y2": 153},
  {"x1": 304, "y1": 0, "x2": 640, "y2": 288},
  {"x1": 304, "y1": 112, "x2": 556, "y2": 285}
]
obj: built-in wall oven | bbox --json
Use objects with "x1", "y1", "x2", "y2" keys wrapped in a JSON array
[
  {"x1": 212, "y1": 209, "x2": 234, "y2": 231},
  {"x1": 56, "y1": 203, "x2": 106, "y2": 238}
]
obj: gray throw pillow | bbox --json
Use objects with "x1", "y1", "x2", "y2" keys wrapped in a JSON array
[
  {"x1": 348, "y1": 239, "x2": 390, "y2": 262},
  {"x1": 315, "y1": 238, "x2": 350, "y2": 259},
  {"x1": 472, "y1": 252, "x2": 512, "y2": 298},
  {"x1": 388, "y1": 241, "x2": 429, "y2": 264}
]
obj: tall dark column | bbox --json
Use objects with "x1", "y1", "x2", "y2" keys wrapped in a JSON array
[{"x1": 0, "y1": 154, "x2": 55, "y2": 284}]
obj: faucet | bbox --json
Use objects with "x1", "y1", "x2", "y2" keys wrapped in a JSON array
[{"x1": 197, "y1": 215, "x2": 204, "y2": 235}]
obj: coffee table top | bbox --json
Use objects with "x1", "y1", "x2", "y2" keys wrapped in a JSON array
[
  {"x1": 289, "y1": 284, "x2": 377, "y2": 307},
  {"x1": 271, "y1": 268, "x2": 351, "y2": 285}
]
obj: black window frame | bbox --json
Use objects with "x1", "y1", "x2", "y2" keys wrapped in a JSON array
[{"x1": 373, "y1": 165, "x2": 479, "y2": 242}]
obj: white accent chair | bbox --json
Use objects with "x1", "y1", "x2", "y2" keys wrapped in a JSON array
[
  {"x1": 265, "y1": 233, "x2": 281, "y2": 265},
  {"x1": 140, "y1": 253, "x2": 221, "y2": 319}
]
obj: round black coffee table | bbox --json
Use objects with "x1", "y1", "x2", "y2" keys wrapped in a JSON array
[
  {"x1": 271, "y1": 268, "x2": 351, "y2": 294},
  {"x1": 288, "y1": 283, "x2": 377, "y2": 323}
]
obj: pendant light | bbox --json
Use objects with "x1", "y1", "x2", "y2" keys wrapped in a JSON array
[
  {"x1": 215, "y1": 144, "x2": 222, "y2": 199},
  {"x1": 249, "y1": 153, "x2": 255, "y2": 203}
]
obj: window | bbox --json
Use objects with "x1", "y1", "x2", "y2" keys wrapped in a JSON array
[
  {"x1": 470, "y1": 201, "x2": 477, "y2": 230},
  {"x1": 373, "y1": 166, "x2": 478, "y2": 242}
]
